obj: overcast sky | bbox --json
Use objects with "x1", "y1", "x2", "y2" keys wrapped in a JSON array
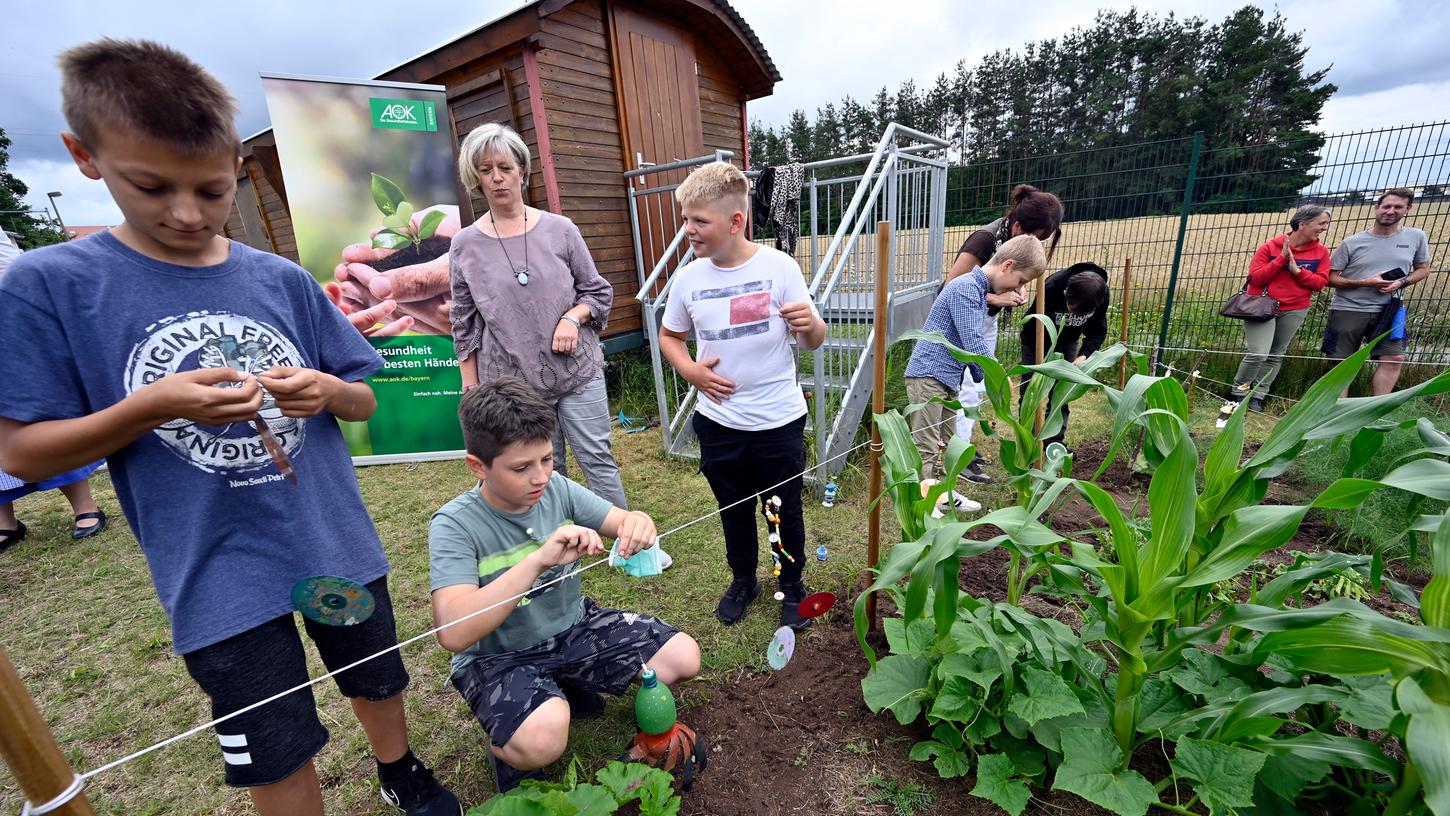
[{"x1": 5, "y1": 0, "x2": 1450, "y2": 226}]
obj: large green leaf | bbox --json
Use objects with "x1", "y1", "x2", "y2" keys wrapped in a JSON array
[
  {"x1": 1073, "y1": 480, "x2": 1141, "y2": 593},
  {"x1": 1336, "y1": 675, "x2": 1396, "y2": 730},
  {"x1": 1423, "y1": 513, "x2": 1450, "y2": 629},
  {"x1": 971, "y1": 753, "x2": 1031, "y2": 816},
  {"x1": 862, "y1": 654, "x2": 931, "y2": 724},
  {"x1": 566, "y1": 784, "x2": 619, "y2": 816},
  {"x1": 1256, "y1": 752, "x2": 1331, "y2": 806},
  {"x1": 1312, "y1": 458, "x2": 1450, "y2": 510},
  {"x1": 1246, "y1": 730, "x2": 1400, "y2": 777},
  {"x1": 930, "y1": 674, "x2": 986, "y2": 723},
  {"x1": 939, "y1": 649, "x2": 1004, "y2": 692},
  {"x1": 1052, "y1": 726, "x2": 1158, "y2": 816},
  {"x1": 1397, "y1": 679, "x2": 1450, "y2": 815},
  {"x1": 417, "y1": 208, "x2": 447, "y2": 240},
  {"x1": 1140, "y1": 419, "x2": 1197, "y2": 589},
  {"x1": 883, "y1": 617, "x2": 937, "y2": 656},
  {"x1": 1201, "y1": 396, "x2": 1248, "y2": 511},
  {"x1": 910, "y1": 724, "x2": 971, "y2": 778},
  {"x1": 1007, "y1": 666, "x2": 1087, "y2": 726},
  {"x1": 370, "y1": 172, "x2": 407, "y2": 215},
  {"x1": 1302, "y1": 371, "x2": 1450, "y2": 443},
  {"x1": 1170, "y1": 738, "x2": 1265, "y2": 816},
  {"x1": 1248, "y1": 344, "x2": 1380, "y2": 469},
  {"x1": 1135, "y1": 678, "x2": 1193, "y2": 740},
  {"x1": 1253, "y1": 616, "x2": 1450, "y2": 678},
  {"x1": 1180, "y1": 504, "x2": 1309, "y2": 588}
]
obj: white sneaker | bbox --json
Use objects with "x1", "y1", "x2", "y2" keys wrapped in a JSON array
[
  {"x1": 1215, "y1": 400, "x2": 1236, "y2": 430},
  {"x1": 656, "y1": 546, "x2": 673, "y2": 571},
  {"x1": 931, "y1": 491, "x2": 983, "y2": 518}
]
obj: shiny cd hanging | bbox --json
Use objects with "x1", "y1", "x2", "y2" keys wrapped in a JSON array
[
  {"x1": 291, "y1": 575, "x2": 376, "y2": 626},
  {"x1": 767, "y1": 625, "x2": 796, "y2": 671},
  {"x1": 796, "y1": 591, "x2": 837, "y2": 619}
]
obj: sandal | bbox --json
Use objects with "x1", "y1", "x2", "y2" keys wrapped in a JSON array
[
  {"x1": 72, "y1": 510, "x2": 107, "y2": 540},
  {"x1": 0, "y1": 521, "x2": 26, "y2": 552}
]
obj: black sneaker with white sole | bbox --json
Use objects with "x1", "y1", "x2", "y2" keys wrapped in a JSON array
[
  {"x1": 779, "y1": 580, "x2": 812, "y2": 630},
  {"x1": 716, "y1": 577, "x2": 760, "y2": 625},
  {"x1": 962, "y1": 459, "x2": 994, "y2": 484},
  {"x1": 379, "y1": 754, "x2": 463, "y2": 815}
]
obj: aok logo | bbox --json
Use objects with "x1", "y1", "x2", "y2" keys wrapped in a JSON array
[
  {"x1": 379, "y1": 103, "x2": 418, "y2": 123},
  {"x1": 369, "y1": 97, "x2": 438, "y2": 132}
]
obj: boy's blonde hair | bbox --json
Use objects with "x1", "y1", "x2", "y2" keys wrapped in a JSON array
[
  {"x1": 990, "y1": 234, "x2": 1049, "y2": 279},
  {"x1": 59, "y1": 38, "x2": 239, "y2": 157},
  {"x1": 676, "y1": 161, "x2": 749, "y2": 217},
  {"x1": 457, "y1": 122, "x2": 532, "y2": 198}
]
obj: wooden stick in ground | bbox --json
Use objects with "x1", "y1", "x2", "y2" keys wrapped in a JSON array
[
  {"x1": 0, "y1": 645, "x2": 95, "y2": 815},
  {"x1": 1118, "y1": 257, "x2": 1133, "y2": 389},
  {"x1": 865, "y1": 220, "x2": 890, "y2": 632},
  {"x1": 1033, "y1": 273, "x2": 1047, "y2": 466}
]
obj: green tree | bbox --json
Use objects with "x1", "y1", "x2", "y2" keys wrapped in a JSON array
[
  {"x1": 0, "y1": 129, "x2": 66, "y2": 249},
  {"x1": 785, "y1": 109, "x2": 813, "y2": 162}
]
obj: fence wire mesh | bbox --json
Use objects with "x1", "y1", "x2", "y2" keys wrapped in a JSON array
[{"x1": 944, "y1": 121, "x2": 1450, "y2": 398}]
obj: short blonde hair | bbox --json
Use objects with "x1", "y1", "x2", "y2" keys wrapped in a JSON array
[
  {"x1": 676, "y1": 161, "x2": 749, "y2": 217},
  {"x1": 457, "y1": 122, "x2": 531, "y2": 197},
  {"x1": 990, "y1": 234, "x2": 1048, "y2": 280}
]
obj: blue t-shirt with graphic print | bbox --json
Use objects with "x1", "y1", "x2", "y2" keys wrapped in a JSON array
[{"x1": 0, "y1": 232, "x2": 389, "y2": 654}]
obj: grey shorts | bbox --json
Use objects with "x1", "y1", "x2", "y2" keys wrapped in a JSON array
[
  {"x1": 450, "y1": 598, "x2": 679, "y2": 747},
  {"x1": 1325, "y1": 308, "x2": 1405, "y2": 359}
]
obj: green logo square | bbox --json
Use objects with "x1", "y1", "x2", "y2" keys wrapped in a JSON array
[{"x1": 369, "y1": 98, "x2": 438, "y2": 132}]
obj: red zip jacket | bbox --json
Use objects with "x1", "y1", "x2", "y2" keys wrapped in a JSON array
[{"x1": 1244, "y1": 233, "x2": 1330, "y2": 311}]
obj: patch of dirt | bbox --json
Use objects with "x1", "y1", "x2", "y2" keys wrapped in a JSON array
[
  {"x1": 367, "y1": 234, "x2": 451, "y2": 272},
  {"x1": 676, "y1": 603, "x2": 1113, "y2": 816}
]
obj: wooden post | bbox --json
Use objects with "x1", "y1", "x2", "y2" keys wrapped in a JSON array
[
  {"x1": 1118, "y1": 258, "x2": 1133, "y2": 389},
  {"x1": 865, "y1": 221, "x2": 891, "y2": 631},
  {"x1": 1033, "y1": 274, "x2": 1047, "y2": 466},
  {"x1": 1186, "y1": 370, "x2": 1201, "y2": 408},
  {"x1": 0, "y1": 646, "x2": 94, "y2": 815}
]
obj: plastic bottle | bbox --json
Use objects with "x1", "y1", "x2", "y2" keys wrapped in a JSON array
[
  {"x1": 822, "y1": 482, "x2": 838, "y2": 508},
  {"x1": 816, "y1": 545, "x2": 829, "y2": 562},
  {"x1": 634, "y1": 667, "x2": 676, "y2": 736}
]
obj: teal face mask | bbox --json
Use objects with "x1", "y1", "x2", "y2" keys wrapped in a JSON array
[{"x1": 609, "y1": 541, "x2": 664, "y2": 578}]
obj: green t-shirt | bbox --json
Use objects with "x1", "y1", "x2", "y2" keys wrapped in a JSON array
[{"x1": 429, "y1": 474, "x2": 612, "y2": 675}]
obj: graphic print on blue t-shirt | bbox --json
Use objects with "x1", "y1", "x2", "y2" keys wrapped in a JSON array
[
  {"x1": 694, "y1": 280, "x2": 773, "y2": 341},
  {"x1": 124, "y1": 310, "x2": 307, "y2": 475}
]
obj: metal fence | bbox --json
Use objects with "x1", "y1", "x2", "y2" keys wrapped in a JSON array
[{"x1": 946, "y1": 121, "x2": 1450, "y2": 401}]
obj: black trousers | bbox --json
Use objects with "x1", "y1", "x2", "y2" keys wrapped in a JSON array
[{"x1": 692, "y1": 412, "x2": 807, "y2": 584}]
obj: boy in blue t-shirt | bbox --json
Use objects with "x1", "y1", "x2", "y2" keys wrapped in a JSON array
[
  {"x1": 429, "y1": 377, "x2": 700, "y2": 792},
  {"x1": 0, "y1": 40, "x2": 459, "y2": 816}
]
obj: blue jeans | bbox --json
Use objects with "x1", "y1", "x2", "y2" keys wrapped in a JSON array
[{"x1": 552, "y1": 376, "x2": 628, "y2": 509}]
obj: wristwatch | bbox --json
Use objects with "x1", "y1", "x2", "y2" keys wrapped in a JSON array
[{"x1": 560, "y1": 314, "x2": 582, "y2": 328}]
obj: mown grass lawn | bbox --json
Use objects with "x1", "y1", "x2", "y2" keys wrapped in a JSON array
[{"x1": 2, "y1": 382, "x2": 1398, "y2": 815}]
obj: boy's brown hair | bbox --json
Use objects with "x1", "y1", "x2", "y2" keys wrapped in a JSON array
[
  {"x1": 458, "y1": 377, "x2": 556, "y2": 464},
  {"x1": 676, "y1": 161, "x2": 749, "y2": 218},
  {"x1": 990, "y1": 234, "x2": 1049, "y2": 279},
  {"x1": 59, "y1": 38, "x2": 240, "y2": 157}
]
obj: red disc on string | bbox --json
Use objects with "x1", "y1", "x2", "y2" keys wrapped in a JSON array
[{"x1": 796, "y1": 591, "x2": 837, "y2": 619}]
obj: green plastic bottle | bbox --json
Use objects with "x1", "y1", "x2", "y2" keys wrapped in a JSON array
[{"x1": 634, "y1": 666, "x2": 676, "y2": 736}]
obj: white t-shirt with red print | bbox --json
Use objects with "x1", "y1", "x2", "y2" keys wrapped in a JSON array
[{"x1": 662, "y1": 245, "x2": 816, "y2": 431}]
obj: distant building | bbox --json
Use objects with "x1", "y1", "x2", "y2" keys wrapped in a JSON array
[{"x1": 64, "y1": 225, "x2": 112, "y2": 240}]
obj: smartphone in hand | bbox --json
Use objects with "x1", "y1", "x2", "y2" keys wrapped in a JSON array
[{"x1": 1382, "y1": 267, "x2": 1408, "y2": 281}]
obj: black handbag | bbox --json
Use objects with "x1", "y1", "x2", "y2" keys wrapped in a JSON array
[{"x1": 1220, "y1": 280, "x2": 1279, "y2": 321}]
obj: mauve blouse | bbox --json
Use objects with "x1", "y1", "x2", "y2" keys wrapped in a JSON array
[{"x1": 447, "y1": 211, "x2": 612, "y2": 401}]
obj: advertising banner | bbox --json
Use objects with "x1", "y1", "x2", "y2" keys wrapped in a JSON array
[{"x1": 261, "y1": 74, "x2": 464, "y2": 462}]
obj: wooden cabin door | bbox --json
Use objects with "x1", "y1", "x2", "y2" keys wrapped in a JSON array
[{"x1": 611, "y1": 3, "x2": 705, "y2": 283}]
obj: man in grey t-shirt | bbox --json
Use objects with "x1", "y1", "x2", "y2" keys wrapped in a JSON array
[{"x1": 1326, "y1": 188, "x2": 1432, "y2": 395}]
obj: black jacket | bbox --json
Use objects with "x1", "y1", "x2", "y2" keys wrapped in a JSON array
[{"x1": 1019, "y1": 262, "x2": 1110, "y2": 362}]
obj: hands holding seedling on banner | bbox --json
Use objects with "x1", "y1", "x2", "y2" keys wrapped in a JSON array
[{"x1": 326, "y1": 175, "x2": 461, "y2": 336}]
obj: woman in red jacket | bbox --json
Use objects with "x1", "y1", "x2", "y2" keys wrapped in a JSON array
[{"x1": 1223, "y1": 205, "x2": 1332, "y2": 418}]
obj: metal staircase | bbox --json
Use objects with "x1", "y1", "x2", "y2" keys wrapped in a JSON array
[{"x1": 627, "y1": 124, "x2": 951, "y2": 478}]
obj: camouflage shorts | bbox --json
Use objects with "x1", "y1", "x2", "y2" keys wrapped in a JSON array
[{"x1": 450, "y1": 598, "x2": 679, "y2": 748}]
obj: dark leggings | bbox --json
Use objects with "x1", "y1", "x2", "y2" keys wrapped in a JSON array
[{"x1": 692, "y1": 413, "x2": 807, "y2": 584}]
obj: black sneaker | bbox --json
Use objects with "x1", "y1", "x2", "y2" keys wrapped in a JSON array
[
  {"x1": 1248, "y1": 397, "x2": 1266, "y2": 413},
  {"x1": 560, "y1": 681, "x2": 605, "y2": 719},
  {"x1": 486, "y1": 751, "x2": 546, "y2": 795},
  {"x1": 779, "y1": 580, "x2": 812, "y2": 631},
  {"x1": 379, "y1": 755, "x2": 463, "y2": 815},
  {"x1": 716, "y1": 577, "x2": 760, "y2": 625},
  {"x1": 963, "y1": 459, "x2": 994, "y2": 484}
]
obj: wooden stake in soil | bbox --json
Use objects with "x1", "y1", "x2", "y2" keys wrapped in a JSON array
[
  {"x1": 1118, "y1": 258, "x2": 1133, "y2": 389},
  {"x1": 0, "y1": 645, "x2": 95, "y2": 815},
  {"x1": 1033, "y1": 273, "x2": 1047, "y2": 467},
  {"x1": 865, "y1": 220, "x2": 891, "y2": 632}
]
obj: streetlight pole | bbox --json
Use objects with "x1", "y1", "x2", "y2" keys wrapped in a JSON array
[{"x1": 46, "y1": 192, "x2": 68, "y2": 240}]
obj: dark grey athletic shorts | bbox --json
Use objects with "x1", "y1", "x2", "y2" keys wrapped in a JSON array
[
  {"x1": 182, "y1": 576, "x2": 408, "y2": 787},
  {"x1": 1326, "y1": 308, "x2": 1405, "y2": 358},
  {"x1": 450, "y1": 598, "x2": 679, "y2": 748}
]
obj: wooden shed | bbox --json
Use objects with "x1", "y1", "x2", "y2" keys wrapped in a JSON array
[{"x1": 226, "y1": 0, "x2": 780, "y2": 348}]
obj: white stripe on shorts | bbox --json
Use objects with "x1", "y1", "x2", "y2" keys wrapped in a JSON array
[
  {"x1": 222, "y1": 751, "x2": 253, "y2": 766},
  {"x1": 217, "y1": 732, "x2": 248, "y2": 748}
]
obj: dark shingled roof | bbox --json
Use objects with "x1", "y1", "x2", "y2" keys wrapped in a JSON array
[{"x1": 713, "y1": 0, "x2": 782, "y2": 84}]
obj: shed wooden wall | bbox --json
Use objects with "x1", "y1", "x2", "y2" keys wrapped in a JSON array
[{"x1": 236, "y1": 0, "x2": 752, "y2": 341}]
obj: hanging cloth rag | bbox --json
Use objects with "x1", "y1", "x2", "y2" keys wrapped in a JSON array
[
  {"x1": 768, "y1": 163, "x2": 804, "y2": 256},
  {"x1": 750, "y1": 166, "x2": 776, "y2": 235}
]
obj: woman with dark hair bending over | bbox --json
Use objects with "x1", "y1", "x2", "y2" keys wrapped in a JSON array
[
  {"x1": 1217, "y1": 205, "x2": 1332, "y2": 425},
  {"x1": 449, "y1": 123, "x2": 666, "y2": 564},
  {"x1": 943, "y1": 184, "x2": 1064, "y2": 485}
]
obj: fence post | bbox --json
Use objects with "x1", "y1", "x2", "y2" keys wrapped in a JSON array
[
  {"x1": 1155, "y1": 131, "x2": 1204, "y2": 367},
  {"x1": 865, "y1": 220, "x2": 891, "y2": 632},
  {"x1": 1, "y1": 646, "x2": 95, "y2": 815}
]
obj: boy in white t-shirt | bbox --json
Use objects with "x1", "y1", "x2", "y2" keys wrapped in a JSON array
[{"x1": 660, "y1": 162, "x2": 826, "y2": 630}]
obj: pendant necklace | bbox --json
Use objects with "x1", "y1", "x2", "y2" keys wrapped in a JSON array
[{"x1": 490, "y1": 209, "x2": 530, "y2": 286}]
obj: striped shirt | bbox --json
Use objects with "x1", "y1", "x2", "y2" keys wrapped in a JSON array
[{"x1": 905, "y1": 267, "x2": 992, "y2": 390}]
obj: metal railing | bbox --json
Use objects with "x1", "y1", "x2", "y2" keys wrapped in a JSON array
[{"x1": 626, "y1": 125, "x2": 951, "y2": 473}]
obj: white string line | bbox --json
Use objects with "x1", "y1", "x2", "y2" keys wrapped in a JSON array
[
  {"x1": 1130, "y1": 342, "x2": 1450, "y2": 368},
  {"x1": 1161, "y1": 365, "x2": 1276, "y2": 409},
  {"x1": 71, "y1": 411, "x2": 963, "y2": 784}
]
